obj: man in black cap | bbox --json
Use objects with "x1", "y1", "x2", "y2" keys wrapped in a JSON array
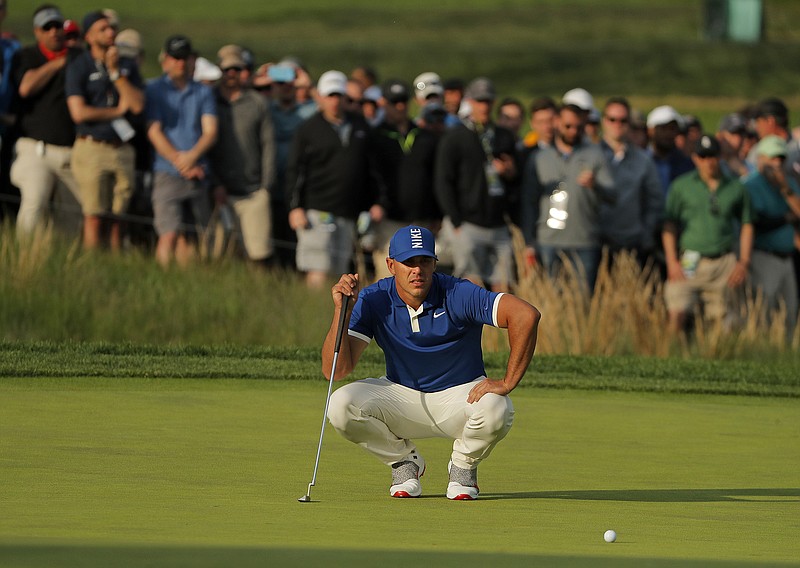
[
  {"x1": 65, "y1": 10, "x2": 144, "y2": 250},
  {"x1": 370, "y1": 79, "x2": 444, "y2": 278},
  {"x1": 662, "y1": 134, "x2": 754, "y2": 336},
  {"x1": 9, "y1": 3, "x2": 83, "y2": 238},
  {"x1": 716, "y1": 113, "x2": 751, "y2": 179},
  {"x1": 145, "y1": 34, "x2": 218, "y2": 266},
  {"x1": 435, "y1": 76, "x2": 519, "y2": 292}
]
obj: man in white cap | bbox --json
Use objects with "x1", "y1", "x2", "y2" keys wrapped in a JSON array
[
  {"x1": 285, "y1": 70, "x2": 382, "y2": 288},
  {"x1": 325, "y1": 225, "x2": 541, "y2": 500},
  {"x1": 647, "y1": 104, "x2": 694, "y2": 195}
]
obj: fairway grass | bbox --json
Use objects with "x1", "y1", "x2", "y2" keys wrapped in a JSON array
[{"x1": 1, "y1": 379, "x2": 798, "y2": 567}]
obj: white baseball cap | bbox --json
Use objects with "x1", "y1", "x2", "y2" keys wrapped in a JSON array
[
  {"x1": 562, "y1": 88, "x2": 594, "y2": 112},
  {"x1": 317, "y1": 70, "x2": 348, "y2": 97},
  {"x1": 647, "y1": 105, "x2": 684, "y2": 128},
  {"x1": 414, "y1": 72, "x2": 443, "y2": 100}
]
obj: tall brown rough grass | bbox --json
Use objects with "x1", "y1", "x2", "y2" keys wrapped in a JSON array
[{"x1": 491, "y1": 239, "x2": 800, "y2": 358}]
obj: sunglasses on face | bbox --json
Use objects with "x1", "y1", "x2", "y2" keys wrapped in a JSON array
[
  {"x1": 604, "y1": 116, "x2": 629, "y2": 124},
  {"x1": 222, "y1": 66, "x2": 243, "y2": 73},
  {"x1": 41, "y1": 21, "x2": 63, "y2": 32}
]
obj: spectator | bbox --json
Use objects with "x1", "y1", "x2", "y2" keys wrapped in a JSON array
[
  {"x1": 350, "y1": 65, "x2": 377, "y2": 90},
  {"x1": 371, "y1": 79, "x2": 443, "y2": 279},
  {"x1": 561, "y1": 87, "x2": 594, "y2": 127},
  {"x1": 10, "y1": 4, "x2": 83, "y2": 239},
  {"x1": 661, "y1": 135, "x2": 753, "y2": 336},
  {"x1": 716, "y1": 113, "x2": 751, "y2": 179},
  {"x1": 442, "y1": 77, "x2": 464, "y2": 127},
  {"x1": 495, "y1": 97, "x2": 525, "y2": 145},
  {"x1": 285, "y1": 70, "x2": 380, "y2": 289},
  {"x1": 585, "y1": 108, "x2": 602, "y2": 144},
  {"x1": 0, "y1": 0, "x2": 20, "y2": 218},
  {"x1": 647, "y1": 105, "x2": 694, "y2": 195},
  {"x1": 362, "y1": 84, "x2": 382, "y2": 126},
  {"x1": 435, "y1": 77, "x2": 519, "y2": 292},
  {"x1": 598, "y1": 97, "x2": 663, "y2": 264},
  {"x1": 628, "y1": 109, "x2": 648, "y2": 150},
  {"x1": 145, "y1": 34, "x2": 218, "y2": 267},
  {"x1": 521, "y1": 103, "x2": 615, "y2": 294},
  {"x1": 748, "y1": 98, "x2": 799, "y2": 187},
  {"x1": 520, "y1": 96, "x2": 557, "y2": 167},
  {"x1": 62, "y1": 19, "x2": 81, "y2": 49},
  {"x1": 743, "y1": 135, "x2": 800, "y2": 341},
  {"x1": 265, "y1": 62, "x2": 303, "y2": 269},
  {"x1": 344, "y1": 78, "x2": 364, "y2": 116},
  {"x1": 114, "y1": 27, "x2": 153, "y2": 248},
  {"x1": 676, "y1": 114, "x2": 702, "y2": 158},
  {"x1": 65, "y1": 10, "x2": 144, "y2": 250},
  {"x1": 207, "y1": 46, "x2": 276, "y2": 267},
  {"x1": 413, "y1": 71, "x2": 443, "y2": 125}
]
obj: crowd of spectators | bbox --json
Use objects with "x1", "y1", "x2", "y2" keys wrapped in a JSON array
[{"x1": 1, "y1": 4, "x2": 799, "y2": 339}]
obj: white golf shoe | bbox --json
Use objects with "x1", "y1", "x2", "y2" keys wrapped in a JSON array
[
  {"x1": 389, "y1": 451, "x2": 426, "y2": 498},
  {"x1": 446, "y1": 460, "x2": 479, "y2": 500}
]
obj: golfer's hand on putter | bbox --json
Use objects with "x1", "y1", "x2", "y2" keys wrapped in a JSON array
[
  {"x1": 332, "y1": 273, "x2": 359, "y2": 308},
  {"x1": 467, "y1": 378, "x2": 512, "y2": 404}
]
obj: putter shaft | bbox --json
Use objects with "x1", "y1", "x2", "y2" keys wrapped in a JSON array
[{"x1": 300, "y1": 295, "x2": 350, "y2": 502}]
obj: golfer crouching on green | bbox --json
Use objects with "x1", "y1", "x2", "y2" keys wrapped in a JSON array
[{"x1": 324, "y1": 225, "x2": 541, "y2": 500}]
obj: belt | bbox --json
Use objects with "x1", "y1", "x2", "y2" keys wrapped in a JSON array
[
  {"x1": 701, "y1": 252, "x2": 730, "y2": 260},
  {"x1": 77, "y1": 135, "x2": 125, "y2": 148},
  {"x1": 763, "y1": 250, "x2": 793, "y2": 259}
]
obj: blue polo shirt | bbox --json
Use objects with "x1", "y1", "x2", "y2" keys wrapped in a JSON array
[
  {"x1": 145, "y1": 74, "x2": 216, "y2": 176},
  {"x1": 348, "y1": 273, "x2": 503, "y2": 393}
]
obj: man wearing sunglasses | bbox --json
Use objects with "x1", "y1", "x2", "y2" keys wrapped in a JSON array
[
  {"x1": 598, "y1": 96, "x2": 663, "y2": 266},
  {"x1": 662, "y1": 134, "x2": 754, "y2": 337},
  {"x1": 10, "y1": 4, "x2": 83, "y2": 238}
]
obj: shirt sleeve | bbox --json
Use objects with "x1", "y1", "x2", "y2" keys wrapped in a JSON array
[
  {"x1": 347, "y1": 289, "x2": 374, "y2": 344},
  {"x1": 450, "y1": 279, "x2": 502, "y2": 328}
]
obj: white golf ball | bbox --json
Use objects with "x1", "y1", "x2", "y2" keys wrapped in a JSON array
[{"x1": 604, "y1": 529, "x2": 617, "y2": 543}]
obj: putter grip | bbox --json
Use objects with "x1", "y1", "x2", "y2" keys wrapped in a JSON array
[{"x1": 333, "y1": 295, "x2": 350, "y2": 353}]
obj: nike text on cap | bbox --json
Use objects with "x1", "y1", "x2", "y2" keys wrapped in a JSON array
[{"x1": 388, "y1": 225, "x2": 438, "y2": 263}]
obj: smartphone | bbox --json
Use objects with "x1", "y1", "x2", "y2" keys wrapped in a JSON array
[{"x1": 268, "y1": 64, "x2": 296, "y2": 83}]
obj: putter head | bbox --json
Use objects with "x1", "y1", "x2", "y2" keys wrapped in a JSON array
[{"x1": 298, "y1": 494, "x2": 312, "y2": 503}]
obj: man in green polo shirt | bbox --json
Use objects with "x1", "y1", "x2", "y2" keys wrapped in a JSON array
[{"x1": 662, "y1": 134, "x2": 753, "y2": 336}]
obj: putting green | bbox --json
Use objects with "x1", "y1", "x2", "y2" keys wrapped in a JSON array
[{"x1": 1, "y1": 378, "x2": 798, "y2": 567}]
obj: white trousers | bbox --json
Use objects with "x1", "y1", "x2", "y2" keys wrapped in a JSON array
[{"x1": 327, "y1": 377, "x2": 514, "y2": 470}]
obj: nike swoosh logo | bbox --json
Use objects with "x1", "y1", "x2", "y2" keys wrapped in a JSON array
[{"x1": 433, "y1": 310, "x2": 446, "y2": 318}]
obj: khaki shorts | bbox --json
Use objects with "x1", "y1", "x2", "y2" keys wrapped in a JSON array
[
  {"x1": 71, "y1": 137, "x2": 135, "y2": 216},
  {"x1": 295, "y1": 209, "x2": 356, "y2": 274},
  {"x1": 664, "y1": 252, "x2": 736, "y2": 318},
  {"x1": 228, "y1": 188, "x2": 273, "y2": 260}
]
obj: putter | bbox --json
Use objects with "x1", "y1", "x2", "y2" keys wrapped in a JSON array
[{"x1": 298, "y1": 294, "x2": 350, "y2": 503}]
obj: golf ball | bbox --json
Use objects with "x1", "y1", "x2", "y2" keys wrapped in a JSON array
[{"x1": 604, "y1": 529, "x2": 617, "y2": 543}]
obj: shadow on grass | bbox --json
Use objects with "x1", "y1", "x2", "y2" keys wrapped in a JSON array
[
  {"x1": 0, "y1": 545, "x2": 795, "y2": 568},
  {"x1": 481, "y1": 488, "x2": 800, "y2": 503}
]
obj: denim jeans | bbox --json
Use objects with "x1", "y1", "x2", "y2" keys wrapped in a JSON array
[{"x1": 538, "y1": 245, "x2": 601, "y2": 294}]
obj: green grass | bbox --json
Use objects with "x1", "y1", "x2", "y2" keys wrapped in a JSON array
[
  {"x1": 1, "y1": 377, "x2": 798, "y2": 567},
  {"x1": 1, "y1": 340, "x2": 798, "y2": 396}
]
